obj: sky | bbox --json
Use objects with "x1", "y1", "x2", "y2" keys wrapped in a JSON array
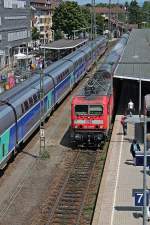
[{"x1": 72, "y1": 0, "x2": 144, "y2": 5}]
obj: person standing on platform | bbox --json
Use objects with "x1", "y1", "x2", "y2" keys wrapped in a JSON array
[
  {"x1": 128, "y1": 99, "x2": 134, "y2": 117},
  {"x1": 121, "y1": 115, "x2": 127, "y2": 135},
  {"x1": 130, "y1": 139, "x2": 141, "y2": 163}
]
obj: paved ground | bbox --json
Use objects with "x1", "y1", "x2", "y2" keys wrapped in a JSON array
[{"x1": 92, "y1": 115, "x2": 148, "y2": 225}]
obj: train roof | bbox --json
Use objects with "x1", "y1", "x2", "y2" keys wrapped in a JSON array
[
  {"x1": 72, "y1": 95, "x2": 107, "y2": 105},
  {"x1": 77, "y1": 70, "x2": 112, "y2": 99},
  {"x1": 44, "y1": 58, "x2": 65, "y2": 74},
  {"x1": 73, "y1": 34, "x2": 129, "y2": 100},
  {"x1": 0, "y1": 75, "x2": 40, "y2": 102},
  {"x1": 47, "y1": 60, "x2": 73, "y2": 81},
  {"x1": 64, "y1": 36, "x2": 107, "y2": 61},
  {"x1": 64, "y1": 48, "x2": 86, "y2": 62},
  {"x1": 0, "y1": 35, "x2": 107, "y2": 108}
]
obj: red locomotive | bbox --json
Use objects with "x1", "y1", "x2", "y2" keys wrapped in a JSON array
[
  {"x1": 71, "y1": 33, "x2": 130, "y2": 147},
  {"x1": 71, "y1": 74, "x2": 113, "y2": 146}
]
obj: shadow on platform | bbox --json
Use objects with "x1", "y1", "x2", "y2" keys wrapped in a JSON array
[
  {"x1": 60, "y1": 126, "x2": 72, "y2": 148},
  {"x1": 115, "y1": 206, "x2": 142, "y2": 211},
  {"x1": 125, "y1": 159, "x2": 135, "y2": 166},
  {"x1": 22, "y1": 150, "x2": 38, "y2": 159}
]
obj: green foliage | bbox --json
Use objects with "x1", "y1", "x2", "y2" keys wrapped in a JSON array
[
  {"x1": 39, "y1": 149, "x2": 50, "y2": 159},
  {"x1": 124, "y1": 1, "x2": 129, "y2": 10},
  {"x1": 52, "y1": 1, "x2": 88, "y2": 39},
  {"x1": 96, "y1": 13, "x2": 105, "y2": 34},
  {"x1": 142, "y1": 1, "x2": 150, "y2": 27},
  {"x1": 32, "y1": 27, "x2": 40, "y2": 41},
  {"x1": 81, "y1": 7, "x2": 91, "y2": 26},
  {"x1": 54, "y1": 30, "x2": 63, "y2": 40},
  {"x1": 128, "y1": 0, "x2": 142, "y2": 25}
]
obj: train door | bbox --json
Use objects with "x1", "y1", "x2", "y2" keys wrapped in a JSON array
[
  {"x1": 47, "y1": 91, "x2": 52, "y2": 111},
  {"x1": 0, "y1": 130, "x2": 9, "y2": 162},
  {"x1": 107, "y1": 95, "x2": 112, "y2": 131},
  {"x1": 69, "y1": 64, "x2": 74, "y2": 88}
]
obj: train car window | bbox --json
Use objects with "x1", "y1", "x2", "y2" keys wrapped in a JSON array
[
  {"x1": 21, "y1": 104, "x2": 25, "y2": 114},
  {"x1": 33, "y1": 94, "x2": 38, "y2": 103},
  {"x1": 147, "y1": 110, "x2": 150, "y2": 117},
  {"x1": 75, "y1": 105, "x2": 88, "y2": 115},
  {"x1": 29, "y1": 97, "x2": 34, "y2": 106},
  {"x1": 2, "y1": 144, "x2": 5, "y2": 157},
  {"x1": 24, "y1": 100, "x2": 29, "y2": 111},
  {"x1": 89, "y1": 105, "x2": 103, "y2": 115},
  {"x1": 37, "y1": 92, "x2": 40, "y2": 99}
]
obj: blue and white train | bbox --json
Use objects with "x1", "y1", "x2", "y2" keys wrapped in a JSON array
[{"x1": 0, "y1": 36, "x2": 108, "y2": 169}]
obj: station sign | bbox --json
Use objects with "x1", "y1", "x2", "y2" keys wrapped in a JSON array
[
  {"x1": 134, "y1": 191, "x2": 149, "y2": 207},
  {"x1": 40, "y1": 127, "x2": 45, "y2": 138}
]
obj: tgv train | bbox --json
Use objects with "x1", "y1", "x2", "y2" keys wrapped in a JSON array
[
  {"x1": 71, "y1": 33, "x2": 130, "y2": 146},
  {"x1": 0, "y1": 36, "x2": 107, "y2": 169}
]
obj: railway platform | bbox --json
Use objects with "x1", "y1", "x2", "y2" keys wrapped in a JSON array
[{"x1": 92, "y1": 115, "x2": 149, "y2": 225}]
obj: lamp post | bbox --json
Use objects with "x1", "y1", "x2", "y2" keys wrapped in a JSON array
[
  {"x1": 139, "y1": 78, "x2": 142, "y2": 117},
  {"x1": 51, "y1": 29, "x2": 54, "y2": 42},
  {"x1": 7, "y1": 46, "x2": 11, "y2": 68},
  {"x1": 91, "y1": 0, "x2": 96, "y2": 40},
  {"x1": 132, "y1": 55, "x2": 141, "y2": 117},
  {"x1": 39, "y1": 68, "x2": 45, "y2": 156},
  {"x1": 44, "y1": 33, "x2": 46, "y2": 68},
  {"x1": 108, "y1": 0, "x2": 111, "y2": 39},
  {"x1": 143, "y1": 113, "x2": 148, "y2": 225}
]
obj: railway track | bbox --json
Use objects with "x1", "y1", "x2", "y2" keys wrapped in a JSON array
[{"x1": 31, "y1": 149, "x2": 105, "y2": 225}]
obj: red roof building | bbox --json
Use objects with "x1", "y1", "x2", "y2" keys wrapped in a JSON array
[{"x1": 95, "y1": 6, "x2": 126, "y2": 19}]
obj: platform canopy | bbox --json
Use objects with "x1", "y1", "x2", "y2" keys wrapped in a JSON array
[
  {"x1": 40, "y1": 38, "x2": 88, "y2": 50},
  {"x1": 14, "y1": 53, "x2": 33, "y2": 60},
  {"x1": 114, "y1": 29, "x2": 150, "y2": 81}
]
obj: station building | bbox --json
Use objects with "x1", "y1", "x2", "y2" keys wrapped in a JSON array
[{"x1": 0, "y1": 0, "x2": 31, "y2": 68}]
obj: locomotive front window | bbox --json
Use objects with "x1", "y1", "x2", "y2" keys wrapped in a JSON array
[
  {"x1": 75, "y1": 105, "x2": 88, "y2": 115},
  {"x1": 89, "y1": 105, "x2": 103, "y2": 115}
]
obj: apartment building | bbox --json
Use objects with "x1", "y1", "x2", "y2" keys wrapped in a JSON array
[
  {"x1": 0, "y1": 0, "x2": 31, "y2": 68},
  {"x1": 30, "y1": 0, "x2": 61, "y2": 44}
]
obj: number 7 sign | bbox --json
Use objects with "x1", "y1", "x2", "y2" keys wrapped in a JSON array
[{"x1": 135, "y1": 192, "x2": 149, "y2": 206}]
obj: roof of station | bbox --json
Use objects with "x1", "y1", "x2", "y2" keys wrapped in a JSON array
[
  {"x1": 114, "y1": 29, "x2": 150, "y2": 81},
  {"x1": 40, "y1": 38, "x2": 88, "y2": 50}
]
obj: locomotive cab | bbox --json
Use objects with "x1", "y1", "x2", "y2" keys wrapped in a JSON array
[{"x1": 71, "y1": 96, "x2": 110, "y2": 146}]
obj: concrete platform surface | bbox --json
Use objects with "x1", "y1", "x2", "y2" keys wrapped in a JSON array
[{"x1": 92, "y1": 115, "x2": 147, "y2": 225}]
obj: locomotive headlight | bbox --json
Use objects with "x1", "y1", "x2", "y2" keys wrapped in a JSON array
[{"x1": 92, "y1": 120, "x2": 103, "y2": 124}]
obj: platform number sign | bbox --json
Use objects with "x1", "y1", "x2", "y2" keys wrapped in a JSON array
[{"x1": 134, "y1": 192, "x2": 149, "y2": 207}]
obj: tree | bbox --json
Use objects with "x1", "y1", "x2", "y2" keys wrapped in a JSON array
[
  {"x1": 81, "y1": 6, "x2": 91, "y2": 26},
  {"x1": 124, "y1": 1, "x2": 129, "y2": 11},
  {"x1": 128, "y1": 0, "x2": 142, "y2": 25},
  {"x1": 142, "y1": 1, "x2": 150, "y2": 27},
  {"x1": 32, "y1": 27, "x2": 40, "y2": 41},
  {"x1": 52, "y1": 1, "x2": 88, "y2": 39},
  {"x1": 96, "y1": 13, "x2": 105, "y2": 34}
]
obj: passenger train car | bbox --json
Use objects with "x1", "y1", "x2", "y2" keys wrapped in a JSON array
[
  {"x1": 71, "y1": 33, "x2": 130, "y2": 147},
  {"x1": 0, "y1": 36, "x2": 107, "y2": 169}
]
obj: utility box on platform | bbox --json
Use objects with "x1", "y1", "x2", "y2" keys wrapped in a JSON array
[
  {"x1": 135, "y1": 151, "x2": 150, "y2": 166},
  {"x1": 135, "y1": 123, "x2": 144, "y2": 144}
]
